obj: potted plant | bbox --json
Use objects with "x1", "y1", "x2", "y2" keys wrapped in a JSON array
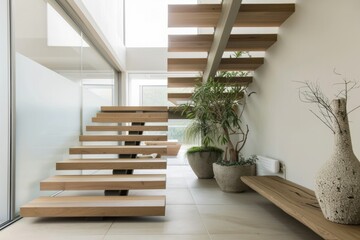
[
  {"x1": 179, "y1": 82, "x2": 224, "y2": 179},
  {"x1": 194, "y1": 77, "x2": 256, "y2": 192}
]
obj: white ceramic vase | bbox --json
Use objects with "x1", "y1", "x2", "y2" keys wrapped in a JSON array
[{"x1": 315, "y1": 98, "x2": 360, "y2": 224}]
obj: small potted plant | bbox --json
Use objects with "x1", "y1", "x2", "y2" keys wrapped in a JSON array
[{"x1": 179, "y1": 82, "x2": 223, "y2": 179}]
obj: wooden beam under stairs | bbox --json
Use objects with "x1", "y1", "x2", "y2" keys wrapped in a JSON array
[
  {"x1": 56, "y1": 158, "x2": 167, "y2": 170},
  {"x1": 40, "y1": 174, "x2": 166, "y2": 191},
  {"x1": 69, "y1": 145, "x2": 167, "y2": 155},
  {"x1": 79, "y1": 135, "x2": 168, "y2": 142},
  {"x1": 20, "y1": 196, "x2": 166, "y2": 217}
]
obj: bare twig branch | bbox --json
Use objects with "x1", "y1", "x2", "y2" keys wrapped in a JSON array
[
  {"x1": 237, "y1": 125, "x2": 249, "y2": 153},
  {"x1": 298, "y1": 78, "x2": 360, "y2": 134},
  {"x1": 309, "y1": 110, "x2": 335, "y2": 133},
  {"x1": 348, "y1": 105, "x2": 360, "y2": 115},
  {"x1": 333, "y1": 68, "x2": 341, "y2": 75}
]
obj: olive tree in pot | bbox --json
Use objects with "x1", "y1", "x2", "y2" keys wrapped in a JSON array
[
  {"x1": 179, "y1": 82, "x2": 223, "y2": 179},
  {"x1": 197, "y1": 77, "x2": 257, "y2": 192}
]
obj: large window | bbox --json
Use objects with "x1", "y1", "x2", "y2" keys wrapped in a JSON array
[{"x1": 128, "y1": 73, "x2": 168, "y2": 106}]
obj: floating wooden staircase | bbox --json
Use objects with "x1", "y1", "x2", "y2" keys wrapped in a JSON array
[
  {"x1": 167, "y1": 3, "x2": 295, "y2": 106},
  {"x1": 21, "y1": 106, "x2": 169, "y2": 217}
]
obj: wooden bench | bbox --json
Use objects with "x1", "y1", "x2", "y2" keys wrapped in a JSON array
[{"x1": 241, "y1": 176, "x2": 360, "y2": 240}]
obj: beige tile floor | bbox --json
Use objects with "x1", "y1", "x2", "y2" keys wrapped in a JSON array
[{"x1": 0, "y1": 151, "x2": 322, "y2": 240}]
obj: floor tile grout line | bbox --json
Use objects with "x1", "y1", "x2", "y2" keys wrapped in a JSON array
[
  {"x1": 102, "y1": 219, "x2": 114, "y2": 239},
  {"x1": 188, "y1": 178, "x2": 213, "y2": 240}
]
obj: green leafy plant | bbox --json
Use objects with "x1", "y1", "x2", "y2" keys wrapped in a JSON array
[
  {"x1": 180, "y1": 83, "x2": 218, "y2": 148},
  {"x1": 186, "y1": 146, "x2": 223, "y2": 155},
  {"x1": 192, "y1": 78, "x2": 251, "y2": 164},
  {"x1": 179, "y1": 51, "x2": 254, "y2": 163},
  {"x1": 216, "y1": 51, "x2": 251, "y2": 78},
  {"x1": 217, "y1": 154, "x2": 258, "y2": 166}
]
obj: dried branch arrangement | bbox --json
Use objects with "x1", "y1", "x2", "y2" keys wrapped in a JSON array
[{"x1": 298, "y1": 74, "x2": 360, "y2": 134}]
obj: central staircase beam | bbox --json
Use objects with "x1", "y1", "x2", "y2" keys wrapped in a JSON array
[{"x1": 203, "y1": 0, "x2": 243, "y2": 82}]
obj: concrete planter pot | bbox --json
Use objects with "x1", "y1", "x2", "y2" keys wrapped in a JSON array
[
  {"x1": 187, "y1": 151, "x2": 222, "y2": 179},
  {"x1": 315, "y1": 98, "x2": 360, "y2": 224},
  {"x1": 213, "y1": 163, "x2": 256, "y2": 193}
]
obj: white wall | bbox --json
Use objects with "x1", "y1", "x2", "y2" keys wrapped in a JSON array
[
  {"x1": 78, "y1": 0, "x2": 126, "y2": 70},
  {"x1": 243, "y1": 0, "x2": 360, "y2": 189},
  {"x1": 15, "y1": 53, "x2": 82, "y2": 212},
  {"x1": 0, "y1": 0, "x2": 10, "y2": 223},
  {"x1": 126, "y1": 48, "x2": 168, "y2": 71}
]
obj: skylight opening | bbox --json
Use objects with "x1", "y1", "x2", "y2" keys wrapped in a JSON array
[
  {"x1": 125, "y1": 0, "x2": 167, "y2": 47},
  {"x1": 125, "y1": 0, "x2": 199, "y2": 48}
]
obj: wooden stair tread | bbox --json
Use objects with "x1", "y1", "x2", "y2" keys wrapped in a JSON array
[
  {"x1": 168, "y1": 34, "x2": 277, "y2": 52},
  {"x1": 168, "y1": 93, "x2": 193, "y2": 105},
  {"x1": 168, "y1": 4, "x2": 295, "y2": 27},
  {"x1": 92, "y1": 117, "x2": 168, "y2": 123},
  {"x1": 86, "y1": 125, "x2": 168, "y2": 132},
  {"x1": 79, "y1": 135, "x2": 168, "y2": 142},
  {"x1": 241, "y1": 176, "x2": 360, "y2": 240},
  {"x1": 168, "y1": 91, "x2": 243, "y2": 104},
  {"x1": 101, "y1": 106, "x2": 168, "y2": 112},
  {"x1": 20, "y1": 196, "x2": 166, "y2": 217},
  {"x1": 168, "y1": 77, "x2": 252, "y2": 88},
  {"x1": 168, "y1": 77, "x2": 201, "y2": 88},
  {"x1": 57, "y1": 158, "x2": 167, "y2": 170},
  {"x1": 69, "y1": 145, "x2": 167, "y2": 155},
  {"x1": 168, "y1": 58, "x2": 263, "y2": 71},
  {"x1": 96, "y1": 112, "x2": 168, "y2": 118},
  {"x1": 41, "y1": 174, "x2": 166, "y2": 191}
]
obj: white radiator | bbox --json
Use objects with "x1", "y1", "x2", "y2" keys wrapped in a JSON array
[{"x1": 256, "y1": 155, "x2": 280, "y2": 176}]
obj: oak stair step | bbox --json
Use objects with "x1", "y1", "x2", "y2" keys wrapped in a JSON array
[
  {"x1": 40, "y1": 174, "x2": 166, "y2": 191},
  {"x1": 168, "y1": 34, "x2": 277, "y2": 52},
  {"x1": 96, "y1": 112, "x2": 168, "y2": 118},
  {"x1": 56, "y1": 158, "x2": 167, "y2": 170},
  {"x1": 20, "y1": 196, "x2": 166, "y2": 217},
  {"x1": 168, "y1": 92, "x2": 244, "y2": 105},
  {"x1": 101, "y1": 106, "x2": 168, "y2": 112},
  {"x1": 167, "y1": 58, "x2": 263, "y2": 72},
  {"x1": 168, "y1": 4, "x2": 295, "y2": 27},
  {"x1": 92, "y1": 117, "x2": 168, "y2": 123},
  {"x1": 86, "y1": 125, "x2": 168, "y2": 132},
  {"x1": 79, "y1": 135, "x2": 168, "y2": 142},
  {"x1": 69, "y1": 145, "x2": 167, "y2": 155},
  {"x1": 168, "y1": 93, "x2": 192, "y2": 104},
  {"x1": 168, "y1": 76, "x2": 252, "y2": 88}
]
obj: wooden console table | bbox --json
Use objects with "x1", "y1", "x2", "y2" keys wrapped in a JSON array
[{"x1": 241, "y1": 176, "x2": 360, "y2": 240}]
